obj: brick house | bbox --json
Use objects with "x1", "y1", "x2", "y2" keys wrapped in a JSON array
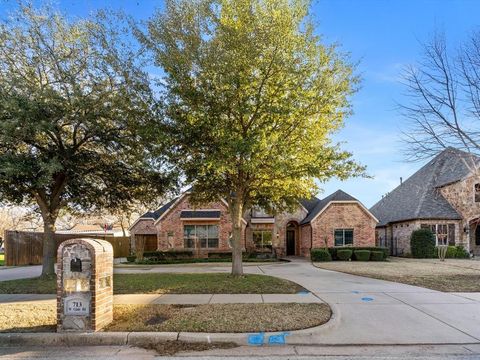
[
  {"x1": 129, "y1": 189, "x2": 377, "y2": 258},
  {"x1": 370, "y1": 147, "x2": 480, "y2": 256}
]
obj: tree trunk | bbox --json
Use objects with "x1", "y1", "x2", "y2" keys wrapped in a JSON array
[
  {"x1": 231, "y1": 197, "x2": 244, "y2": 276},
  {"x1": 41, "y1": 214, "x2": 57, "y2": 278}
]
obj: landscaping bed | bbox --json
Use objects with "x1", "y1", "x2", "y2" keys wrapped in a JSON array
[
  {"x1": 128, "y1": 258, "x2": 279, "y2": 265},
  {"x1": 0, "y1": 273, "x2": 304, "y2": 294},
  {"x1": 311, "y1": 247, "x2": 388, "y2": 262},
  {"x1": 314, "y1": 257, "x2": 480, "y2": 292},
  {"x1": 0, "y1": 303, "x2": 331, "y2": 333}
]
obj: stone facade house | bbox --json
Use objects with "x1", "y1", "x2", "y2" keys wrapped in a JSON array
[
  {"x1": 129, "y1": 189, "x2": 378, "y2": 258},
  {"x1": 370, "y1": 147, "x2": 480, "y2": 256}
]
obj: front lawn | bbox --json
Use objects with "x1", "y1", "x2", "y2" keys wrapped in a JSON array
[
  {"x1": 0, "y1": 253, "x2": 3, "y2": 266},
  {"x1": 0, "y1": 303, "x2": 331, "y2": 333},
  {"x1": 0, "y1": 273, "x2": 304, "y2": 294},
  {"x1": 315, "y1": 257, "x2": 480, "y2": 292}
]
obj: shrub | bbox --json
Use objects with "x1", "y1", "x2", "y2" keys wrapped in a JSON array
[
  {"x1": 337, "y1": 249, "x2": 353, "y2": 261},
  {"x1": 328, "y1": 247, "x2": 388, "y2": 260},
  {"x1": 370, "y1": 251, "x2": 384, "y2": 261},
  {"x1": 434, "y1": 245, "x2": 470, "y2": 259},
  {"x1": 208, "y1": 252, "x2": 232, "y2": 259},
  {"x1": 455, "y1": 245, "x2": 469, "y2": 258},
  {"x1": 354, "y1": 250, "x2": 371, "y2": 261},
  {"x1": 142, "y1": 250, "x2": 194, "y2": 260},
  {"x1": 126, "y1": 255, "x2": 136, "y2": 263},
  {"x1": 311, "y1": 249, "x2": 332, "y2": 262},
  {"x1": 410, "y1": 229, "x2": 435, "y2": 258}
]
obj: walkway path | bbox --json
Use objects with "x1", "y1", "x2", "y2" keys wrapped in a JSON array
[{"x1": 0, "y1": 292, "x2": 322, "y2": 305}]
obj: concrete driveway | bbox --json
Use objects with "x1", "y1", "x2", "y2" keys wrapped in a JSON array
[{"x1": 1, "y1": 259, "x2": 480, "y2": 345}]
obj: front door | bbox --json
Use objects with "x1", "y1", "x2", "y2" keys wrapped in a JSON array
[
  {"x1": 286, "y1": 230, "x2": 295, "y2": 256},
  {"x1": 476, "y1": 225, "x2": 480, "y2": 245}
]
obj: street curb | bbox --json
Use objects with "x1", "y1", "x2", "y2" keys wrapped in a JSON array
[{"x1": 0, "y1": 304, "x2": 339, "y2": 347}]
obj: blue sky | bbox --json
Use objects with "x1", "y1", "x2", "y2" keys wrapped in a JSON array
[{"x1": 1, "y1": 0, "x2": 479, "y2": 207}]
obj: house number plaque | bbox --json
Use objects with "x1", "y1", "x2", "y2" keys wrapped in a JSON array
[{"x1": 65, "y1": 296, "x2": 89, "y2": 316}]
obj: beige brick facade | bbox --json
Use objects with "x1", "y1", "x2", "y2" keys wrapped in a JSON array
[
  {"x1": 439, "y1": 174, "x2": 480, "y2": 254},
  {"x1": 377, "y1": 219, "x2": 463, "y2": 256}
]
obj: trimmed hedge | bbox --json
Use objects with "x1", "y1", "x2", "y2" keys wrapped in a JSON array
[
  {"x1": 311, "y1": 249, "x2": 332, "y2": 262},
  {"x1": 126, "y1": 255, "x2": 136, "y2": 263},
  {"x1": 143, "y1": 250, "x2": 194, "y2": 260},
  {"x1": 337, "y1": 249, "x2": 353, "y2": 261},
  {"x1": 328, "y1": 246, "x2": 388, "y2": 261},
  {"x1": 410, "y1": 229, "x2": 436, "y2": 258},
  {"x1": 434, "y1": 245, "x2": 469, "y2": 259},
  {"x1": 370, "y1": 251, "x2": 384, "y2": 261},
  {"x1": 354, "y1": 250, "x2": 371, "y2": 261}
]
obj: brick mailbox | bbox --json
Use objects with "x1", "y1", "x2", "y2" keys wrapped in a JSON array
[{"x1": 57, "y1": 238, "x2": 113, "y2": 332}]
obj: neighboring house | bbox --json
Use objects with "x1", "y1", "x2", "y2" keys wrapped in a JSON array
[
  {"x1": 56, "y1": 224, "x2": 128, "y2": 237},
  {"x1": 129, "y1": 189, "x2": 377, "y2": 258},
  {"x1": 370, "y1": 147, "x2": 480, "y2": 256}
]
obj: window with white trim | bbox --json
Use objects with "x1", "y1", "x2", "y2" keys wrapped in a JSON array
[
  {"x1": 420, "y1": 224, "x2": 455, "y2": 246},
  {"x1": 334, "y1": 229, "x2": 353, "y2": 247},
  {"x1": 183, "y1": 224, "x2": 219, "y2": 249}
]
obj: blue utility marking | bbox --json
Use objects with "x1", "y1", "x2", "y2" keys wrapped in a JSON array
[
  {"x1": 268, "y1": 332, "x2": 290, "y2": 345},
  {"x1": 297, "y1": 290, "x2": 310, "y2": 295},
  {"x1": 247, "y1": 332, "x2": 265, "y2": 346},
  {"x1": 351, "y1": 291, "x2": 360, "y2": 294},
  {"x1": 361, "y1": 297, "x2": 374, "y2": 302}
]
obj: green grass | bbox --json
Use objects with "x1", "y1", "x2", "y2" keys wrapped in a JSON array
[
  {"x1": 0, "y1": 254, "x2": 4, "y2": 266},
  {"x1": 0, "y1": 273, "x2": 304, "y2": 294}
]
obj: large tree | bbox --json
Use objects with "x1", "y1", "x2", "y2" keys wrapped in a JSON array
[
  {"x1": 0, "y1": 5, "x2": 173, "y2": 277},
  {"x1": 143, "y1": 0, "x2": 364, "y2": 275},
  {"x1": 400, "y1": 31, "x2": 480, "y2": 160}
]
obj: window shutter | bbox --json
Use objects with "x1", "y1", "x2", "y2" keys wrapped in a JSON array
[{"x1": 448, "y1": 224, "x2": 455, "y2": 246}]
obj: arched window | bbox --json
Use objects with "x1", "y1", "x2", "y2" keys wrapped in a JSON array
[{"x1": 475, "y1": 183, "x2": 480, "y2": 202}]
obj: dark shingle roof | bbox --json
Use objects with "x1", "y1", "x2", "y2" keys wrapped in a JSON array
[
  {"x1": 138, "y1": 189, "x2": 367, "y2": 226},
  {"x1": 300, "y1": 190, "x2": 359, "y2": 225},
  {"x1": 299, "y1": 196, "x2": 321, "y2": 213},
  {"x1": 370, "y1": 147, "x2": 478, "y2": 226},
  {"x1": 180, "y1": 210, "x2": 221, "y2": 219},
  {"x1": 139, "y1": 197, "x2": 179, "y2": 220}
]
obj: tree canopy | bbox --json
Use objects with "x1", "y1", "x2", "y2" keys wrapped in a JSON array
[
  {"x1": 0, "y1": 4, "x2": 174, "y2": 276},
  {"x1": 142, "y1": 0, "x2": 365, "y2": 275}
]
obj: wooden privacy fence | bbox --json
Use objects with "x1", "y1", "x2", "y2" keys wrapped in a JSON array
[{"x1": 4, "y1": 230, "x2": 130, "y2": 266}]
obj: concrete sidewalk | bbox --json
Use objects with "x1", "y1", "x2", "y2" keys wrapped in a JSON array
[{"x1": 0, "y1": 292, "x2": 323, "y2": 305}]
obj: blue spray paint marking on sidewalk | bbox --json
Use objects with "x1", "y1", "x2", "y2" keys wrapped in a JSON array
[
  {"x1": 247, "y1": 332, "x2": 265, "y2": 346},
  {"x1": 361, "y1": 297, "x2": 374, "y2": 302},
  {"x1": 297, "y1": 290, "x2": 310, "y2": 295},
  {"x1": 351, "y1": 291, "x2": 360, "y2": 294},
  {"x1": 268, "y1": 332, "x2": 290, "y2": 345}
]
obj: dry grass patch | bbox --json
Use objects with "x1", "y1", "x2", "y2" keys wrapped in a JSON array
[
  {"x1": 107, "y1": 303, "x2": 331, "y2": 333},
  {"x1": 136, "y1": 340, "x2": 237, "y2": 355},
  {"x1": 0, "y1": 304, "x2": 56, "y2": 332},
  {"x1": 315, "y1": 257, "x2": 480, "y2": 292},
  {"x1": 0, "y1": 303, "x2": 331, "y2": 333}
]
